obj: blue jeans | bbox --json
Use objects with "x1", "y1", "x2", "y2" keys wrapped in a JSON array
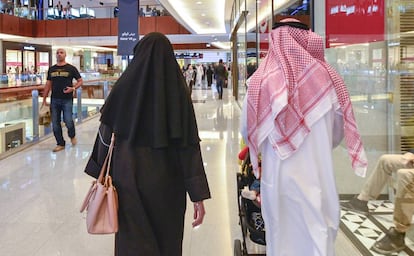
[
  {"x1": 216, "y1": 78, "x2": 224, "y2": 99},
  {"x1": 51, "y1": 98, "x2": 75, "y2": 146}
]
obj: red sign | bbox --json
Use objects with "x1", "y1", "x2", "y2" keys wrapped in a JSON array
[
  {"x1": 259, "y1": 18, "x2": 270, "y2": 59},
  {"x1": 325, "y1": 0, "x2": 385, "y2": 48},
  {"x1": 6, "y1": 62, "x2": 22, "y2": 67}
]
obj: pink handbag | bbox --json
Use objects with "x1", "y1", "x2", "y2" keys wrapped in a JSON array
[{"x1": 80, "y1": 133, "x2": 118, "y2": 234}]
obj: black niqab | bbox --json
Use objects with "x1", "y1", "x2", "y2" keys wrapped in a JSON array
[{"x1": 100, "y1": 32, "x2": 200, "y2": 147}]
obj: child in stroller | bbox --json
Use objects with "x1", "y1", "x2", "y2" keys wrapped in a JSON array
[
  {"x1": 239, "y1": 146, "x2": 261, "y2": 203},
  {"x1": 234, "y1": 146, "x2": 266, "y2": 256}
]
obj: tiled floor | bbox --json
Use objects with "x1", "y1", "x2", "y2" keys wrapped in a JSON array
[
  {"x1": 340, "y1": 200, "x2": 414, "y2": 256},
  {"x1": 0, "y1": 86, "x2": 368, "y2": 255}
]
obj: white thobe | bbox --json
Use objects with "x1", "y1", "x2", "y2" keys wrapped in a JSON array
[
  {"x1": 196, "y1": 65, "x2": 204, "y2": 87},
  {"x1": 241, "y1": 95, "x2": 344, "y2": 256}
]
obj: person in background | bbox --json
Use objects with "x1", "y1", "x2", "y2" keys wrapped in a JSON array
[
  {"x1": 202, "y1": 64, "x2": 206, "y2": 81},
  {"x1": 184, "y1": 64, "x2": 194, "y2": 96},
  {"x1": 56, "y1": 1, "x2": 63, "y2": 18},
  {"x1": 42, "y1": 48, "x2": 83, "y2": 152},
  {"x1": 206, "y1": 65, "x2": 213, "y2": 88},
  {"x1": 214, "y1": 59, "x2": 226, "y2": 100},
  {"x1": 195, "y1": 63, "x2": 204, "y2": 87},
  {"x1": 341, "y1": 152, "x2": 414, "y2": 255},
  {"x1": 145, "y1": 5, "x2": 151, "y2": 16},
  {"x1": 84, "y1": 32, "x2": 211, "y2": 256},
  {"x1": 247, "y1": 61, "x2": 257, "y2": 79},
  {"x1": 65, "y1": 1, "x2": 71, "y2": 18},
  {"x1": 241, "y1": 18, "x2": 367, "y2": 256}
]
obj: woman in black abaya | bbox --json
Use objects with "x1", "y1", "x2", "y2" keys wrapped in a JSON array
[{"x1": 84, "y1": 32, "x2": 211, "y2": 256}]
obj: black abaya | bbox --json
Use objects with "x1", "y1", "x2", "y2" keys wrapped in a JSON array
[{"x1": 84, "y1": 32, "x2": 211, "y2": 256}]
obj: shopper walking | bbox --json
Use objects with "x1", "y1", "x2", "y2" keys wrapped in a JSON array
[
  {"x1": 195, "y1": 63, "x2": 204, "y2": 87},
  {"x1": 84, "y1": 32, "x2": 211, "y2": 256},
  {"x1": 184, "y1": 64, "x2": 195, "y2": 96},
  {"x1": 214, "y1": 59, "x2": 226, "y2": 99},
  {"x1": 206, "y1": 65, "x2": 213, "y2": 87},
  {"x1": 241, "y1": 18, "x2": 367, "y2": 256},
  {"x1": 42, "y1": 48, "x2": 83, "y2": 152}
]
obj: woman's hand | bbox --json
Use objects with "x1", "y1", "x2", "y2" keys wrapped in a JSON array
[{"x1": 192, "y1": 201, "x2": 206, "y2": 227}]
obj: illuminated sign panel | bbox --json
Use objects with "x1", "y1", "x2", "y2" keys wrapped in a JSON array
[{"x1": 325, "y1": 0, "x2": 385, "y2": 48}]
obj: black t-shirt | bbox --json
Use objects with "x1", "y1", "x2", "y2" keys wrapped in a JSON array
[
  {"x1": 214, "y1": 64, "x2": 227, "y2": 79},
  {"x1": 47, "y1": 64, "x2": 81, "y2": 99}
]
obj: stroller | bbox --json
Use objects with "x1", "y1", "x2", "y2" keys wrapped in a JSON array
[{"x1": 234, "y1": 147, "x2": 266, "y2": 256}]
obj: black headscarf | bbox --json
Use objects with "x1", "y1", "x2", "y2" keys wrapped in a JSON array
[{"x1": 100, "y1": 32, "x2": 200, "y2": 148}]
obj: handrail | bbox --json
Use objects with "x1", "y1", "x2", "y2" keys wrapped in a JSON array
[
  {"x1": 0, "y1": 85, "x2": 44, "y2": 93},
  {"x1": 0, "y1": 76, "x2": 116, "y2": 156}
]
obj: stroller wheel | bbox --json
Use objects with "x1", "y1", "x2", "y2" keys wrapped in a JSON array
[{"x1": 234, "y1": 239, "x2": 242, "y2": 256}]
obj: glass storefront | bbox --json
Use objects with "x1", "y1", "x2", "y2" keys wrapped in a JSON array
[
  {"x1": 230, "y1": 0, "x2": 414, "y2": 195},
  {"x1": 2, "y1": 41, "x2": 52, "y2": 87},
  {"x1": 37, "y1": 52, "x2": 50, "y2": 74},
  {"x1": 5, "y1": 50, "x2": 22, "y2": 85},
  {"x1": 237, "y1": 20, "x2": 247, "y2": 102}
]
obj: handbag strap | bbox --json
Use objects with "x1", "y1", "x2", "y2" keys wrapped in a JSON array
[
  {"x1": 97, "y1": 133, "x2": 115, "y2": 184},
  {"x1": 105, "y1": 133, "x2": 115, "y2": 185}
]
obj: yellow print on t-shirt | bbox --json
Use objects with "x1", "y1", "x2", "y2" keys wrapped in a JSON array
[{"x1": 50, "y1": 71, "x2": 70, "y2": 77}]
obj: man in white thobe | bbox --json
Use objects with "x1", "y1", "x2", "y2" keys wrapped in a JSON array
[{"x1": 241, "y1": 18, "x2": 367, "y2": 256}]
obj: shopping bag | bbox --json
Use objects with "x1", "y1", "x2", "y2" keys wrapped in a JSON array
[{"x1": 39, "y1": 106, "x2": 51, "y2": 126}]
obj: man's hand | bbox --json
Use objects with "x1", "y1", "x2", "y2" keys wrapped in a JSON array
[
  {"x1": 63, "y1": 86, "x2": 75, "y2": 94},
  {"x1": 192, "y1": 201, "x2": 206, "y2": 227}
]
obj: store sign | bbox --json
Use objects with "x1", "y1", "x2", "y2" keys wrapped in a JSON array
[
  {"x1": 23, "y1": 46, "x2": 35, "y2": 51},
  {"x1": 325, "y1": 0, "x2": 385, "y2": 48},
  {"x1": 175, "y1": 53, "x2": 204, "y2": 59},
  {"x1": 117, "y1": 0, "x2": 139, "y2": 56}
]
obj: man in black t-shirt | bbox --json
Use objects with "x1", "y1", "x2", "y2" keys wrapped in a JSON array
[{"x1": 42, "y1": 48, "x2": 83, "y2": 152}]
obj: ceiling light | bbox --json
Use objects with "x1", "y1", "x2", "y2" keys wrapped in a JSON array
[
  {"x1": 161, "y1": 0, "x2": 226, "y2": 34},
  {"x1": 212, "y1": 42, "x2": 231, "y2": 49}
]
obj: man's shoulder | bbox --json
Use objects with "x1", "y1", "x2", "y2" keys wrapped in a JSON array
[
  {"x1": 63, "y1": 63, "x2": 77, "y2": 69},
  {"x1": 63, "y1": 63, "x2": 81, "y2": 73}
]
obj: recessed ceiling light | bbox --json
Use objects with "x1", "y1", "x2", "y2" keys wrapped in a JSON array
[
  {"x1": 201, "y1": 13, "x2": 206, "y2": 16},
  {"x1": 164, "y1": 0, "x2": 226, "y2": 34}
]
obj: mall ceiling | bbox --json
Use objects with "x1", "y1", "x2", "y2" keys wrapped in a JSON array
[{"x1": 3, "y1": 0, "x2": 300, "y2": 49}]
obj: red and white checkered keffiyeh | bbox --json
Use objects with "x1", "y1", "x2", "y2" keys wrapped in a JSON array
[{"x1": 246, "y1": 19, "x2": 367, "y2": 178}]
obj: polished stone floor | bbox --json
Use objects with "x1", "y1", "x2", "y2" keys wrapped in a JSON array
[{"x1": 0, "y1": 86, "x2": 367, "y2": 255}]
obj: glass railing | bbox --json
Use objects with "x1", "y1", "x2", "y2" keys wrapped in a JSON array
[
  {"x1": 0, "y1": 71, "x2": 119, "y2": 157},
  {"x1": 0, "y1": 72, "x2": 47, "y2": 88}
]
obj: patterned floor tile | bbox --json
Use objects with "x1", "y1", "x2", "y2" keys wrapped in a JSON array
[{"x1": 340, "y1": 200, "x2": 414, "y2": 256}]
